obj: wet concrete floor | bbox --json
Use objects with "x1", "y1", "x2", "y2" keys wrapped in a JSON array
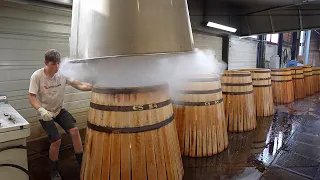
[{"x1": 28, "y1": 94, "x2": 320, "y2": 180}]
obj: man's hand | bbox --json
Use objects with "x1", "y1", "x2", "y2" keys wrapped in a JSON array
[
  {"x1": 70, "y1": 80, "x2": 93, "y2": 91},
  {"x1": 38, "y1": 107, "x2": 53, "y2": 121}
]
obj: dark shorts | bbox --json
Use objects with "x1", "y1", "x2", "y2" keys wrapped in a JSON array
[{"x1": 39, "y1": 109, "x2": 76, "y2": 142}]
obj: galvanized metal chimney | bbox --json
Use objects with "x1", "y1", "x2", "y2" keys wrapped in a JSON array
[{"x1": 70, "y1": 0, "x2": 194, "y2": 59}]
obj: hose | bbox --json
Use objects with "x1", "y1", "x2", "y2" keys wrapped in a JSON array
[
  {"x1": 0, "y1": 145, "x2": 51, "y2": 180},
  {"x1": 0, "y1": 142, "x2": 84, "y2": 180},
  {"x1": 0, "y1": 163, "x2": 34, "y2": 180}
]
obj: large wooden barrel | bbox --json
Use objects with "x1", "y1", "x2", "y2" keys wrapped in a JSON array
[
  {"x1": 312, "y1": 67, "x2": 320, "y2": 93},
  {"x1": 291, "y1": 67, "x2": 306, "y2": 99},
  {"x1": 302, "y1": 65, "x2": 314, "y2": 96},
  {"x1": 271, "y1": 69, "x2": 294, "y2": 104},
  {"x1": 81, "y1": 84, "x2": 183, "y2": 180},
  {"x1": 221, "y1": 71, "x2": 257, "y2": 132},
  {"x1": 239, "y1": 68, "x2": 274, "y2": 117},
  {"x1": 172, "y1": 75, "x2": 228, "y2": 157}
]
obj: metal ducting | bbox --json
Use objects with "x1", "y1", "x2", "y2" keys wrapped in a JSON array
[{"x1": 70, "y1": 0, "x2": 194, "y2": 59}]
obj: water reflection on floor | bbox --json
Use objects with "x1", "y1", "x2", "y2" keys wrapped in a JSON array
[{"x1": 184, "y1": 94, "x2": 320, "y2": 180}]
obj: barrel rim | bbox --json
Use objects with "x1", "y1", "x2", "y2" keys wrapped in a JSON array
[
  {"x1": 271, "y1": 68, "x2": 291, "y2": 72},
  {"x1": 290, "y1": 67, "x2": 303, "y2": 70},
  {"x1": 271, "y1": 74, "x2": 292, "y2": 76},
  {"x1": 222, "y1": 71, "x2": 251, "y2": 77},
  {"x1": 239, "y1": 68, "x2": 271, "y2": 73},
  {"x1": 252, "y1": 77, "x2": 271, "y2": 80},
  {"x1": 176, "y1": 88, "x2": 222, "y2": 94},
  {"x1": 92, "y1": 84, "x2": 168, "y2": 94},
  {"x1": 302, "y1": 65, "x2": 312, "y2": 68}
]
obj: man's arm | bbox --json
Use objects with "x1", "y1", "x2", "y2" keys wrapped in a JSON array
[
  {"x1": 70, "y1": 80, "x2": 93, "y2": 91},
  {"x1": 29, "y1": 93, "x2": 41, "y2": 110}
]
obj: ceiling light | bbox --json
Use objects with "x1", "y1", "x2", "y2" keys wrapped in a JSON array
[{"x1": 206, "y1": 21, "x2": 237, "y2": 33}]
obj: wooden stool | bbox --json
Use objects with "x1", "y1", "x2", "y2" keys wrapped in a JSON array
[
  {"x1": 239, "y1": 68, "x2": 274, "y2": 117},
  {"x1": 81, "y1": 84, "x2": 183, "y2": 180},
  {"x1": 312, "y1": 67, "x2": 320, "y2": 93},
  {"x1": 222, "y1": 71, "x2": 257, "y2": 132},
  {"x1": 271, "y1": 69, "x2": 294, "y2": 104},
  {"x1": 172, "y1": 74, "x2": 228, "y2": 157},
  {"x1": 302, "y1": 65, "x2": 314, "y2": 96},
  {"x1": 291, "y1": 67, "x2": 306, "y2": 99}
]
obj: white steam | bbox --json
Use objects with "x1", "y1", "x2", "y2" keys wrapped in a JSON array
[{"x1": 60, "y1": 49, "x2": 227, "y2": 87}]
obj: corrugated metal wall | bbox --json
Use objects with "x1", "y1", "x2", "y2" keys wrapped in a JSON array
[
  {"x1": 228, "y1": 36, "x2": 258, "y2": 70},
  {"x1": 0, "y1": 1, "x2": 90, "y2": 141}
]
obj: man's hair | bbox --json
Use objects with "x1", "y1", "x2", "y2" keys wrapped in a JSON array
[{"x1": 45, "y1": 49, "x2": 61, "y2": 63}]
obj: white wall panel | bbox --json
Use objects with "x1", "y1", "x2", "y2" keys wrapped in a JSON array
[{"x1": 228, "y1": 36, "x2": 258, "y2": 70}]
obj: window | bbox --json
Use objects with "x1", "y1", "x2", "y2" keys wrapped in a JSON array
[{"x1": 266, "y1": 34, "x2": 279, "y2": 44}]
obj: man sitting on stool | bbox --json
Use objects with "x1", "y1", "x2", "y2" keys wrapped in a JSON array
[{"x1": 29, "y1": 49, "x2": 92, "y2": 180}]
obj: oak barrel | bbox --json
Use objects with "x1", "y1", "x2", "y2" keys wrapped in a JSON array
[
  {"x1": 302, "y1": 65, "x2": 314, "y2": 96},
  {"x1": 271, "y1": 69, "x2": 294, "y2": 104},
  {"x1": 81, "y1": 84, "x2": 183, "y2": 180},
  {"x1": 172, "y1": 74, "x2": 228, "y2": 157},
  {"x1": 239, "y1": 68, "x2": 274, "y2": 117},
  {"x1": 312, "y1": 67, "x2": 320, "y2": 93},
  {"x1": 291, "y1": 67, "x2": 306, "y2": 99},
  {"x1": 221, "y1": 71, "x2": 257, "y2": 132}
]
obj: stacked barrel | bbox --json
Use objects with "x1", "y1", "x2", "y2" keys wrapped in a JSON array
[
  {"x1": 239, "y1": 69, "x2": 274, "y2": 117},
  {"x1": 302, "y1": 65, "x2": 314, "y2": 96},
  {"x1": 172, "y1": 75, "x2": 228, "y2": 157},
  {"x1": 221, "y1": 71, "x2": 257, "y2": 132},
  {"x1": 291, "y1": 67, "x2": 306, "y2": 100},
  {"x1": 271, "y1": 69, "x2": 294, "y2": 104},
  {"x1": 312, "y1": 67, "x2": 320, "y2": 93}
]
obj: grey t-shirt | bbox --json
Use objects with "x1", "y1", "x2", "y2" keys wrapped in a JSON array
[{"x1": 29, "y1": 68, "x2": 73, "y2": 113}]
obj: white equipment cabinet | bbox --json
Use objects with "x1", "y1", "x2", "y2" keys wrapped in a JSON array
[{"x1": 0, "y1": 98, "x2": 30, "y2": 180}]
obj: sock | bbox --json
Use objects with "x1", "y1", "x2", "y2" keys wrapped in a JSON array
[
  {"x1": 51, "y1": 160, "x2": 59, "y2": 172},
  {"x1": 75, "y1": 153, "x2": 83, "y2": 167}
]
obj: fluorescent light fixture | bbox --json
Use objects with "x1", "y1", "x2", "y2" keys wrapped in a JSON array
[{"x1": 206, "y1": 21, "x2": 237, "y2": 33}]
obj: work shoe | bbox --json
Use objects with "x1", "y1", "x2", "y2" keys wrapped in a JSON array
[
  {"x1": 50, "y1": 170, "x2": 62, "y2": 180},
  {"x1": 50, "y1": 160, "x2": 62, "y2": 180}
]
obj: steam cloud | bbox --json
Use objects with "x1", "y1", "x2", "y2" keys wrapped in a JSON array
[{"x1": 60, "y1": 49, "x2": 227, "y2": 88}]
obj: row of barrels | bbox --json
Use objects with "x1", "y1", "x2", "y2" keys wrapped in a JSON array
[
  {"x1": 80, "y1": 66, "x2": 319, "y2": 180},
  {"x1": 272, "y1": 65, "x2": 320, "y2": 104}
]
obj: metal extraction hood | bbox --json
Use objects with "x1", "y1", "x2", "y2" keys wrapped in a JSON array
[{"x1": 70, "y1": 0, "x2": 194, "y2": 59}]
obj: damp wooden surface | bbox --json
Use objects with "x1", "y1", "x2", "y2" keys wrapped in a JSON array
[
  {"x1": 172, "y1": 74, "x2": 228, "y2": 157},
  {"x1": 221, "y1": 71, "x2": 257, "y2": 133},
  {"x1": 271, "y1": 68, "x2": 294, "y2": 104},
  {"x1": 81, "y1": 84, "x2": 183, "y2": 180},
  {"x1": 291, "y1": 67, "x2": 306, "y2": 100},
  {"x1": 302, "y1": 65, "x2": 314, "y2": 96},
  {"x1": 239, "y1": 68, "x2": 274, "y2": 117}
]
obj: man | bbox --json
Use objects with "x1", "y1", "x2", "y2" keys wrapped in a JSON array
[{"x1": 29, "y1": 49, "x2": 92, "y2": 180}]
